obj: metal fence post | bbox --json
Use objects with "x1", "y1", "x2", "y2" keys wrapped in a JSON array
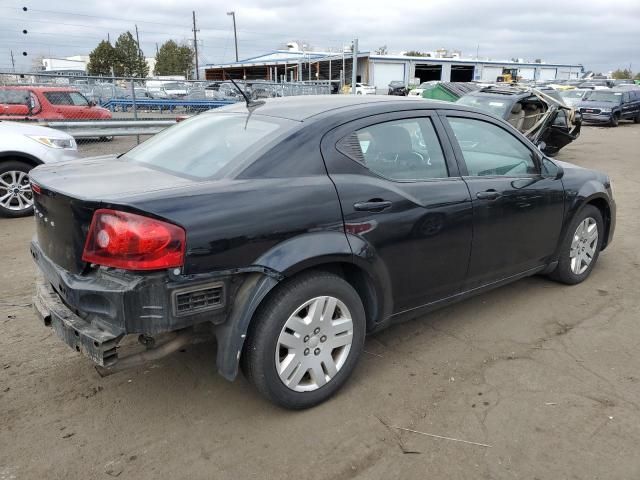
[{"x1": 130, "y1": 79, "x2": 139, "y2": 145}]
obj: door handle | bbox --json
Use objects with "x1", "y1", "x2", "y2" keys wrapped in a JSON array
[
  {"x1": 476, "y1": 190, "x2": 501, "y2": 200},
  {"x1": 353, "y1": 200, "x2": 392, "y2": 212}
]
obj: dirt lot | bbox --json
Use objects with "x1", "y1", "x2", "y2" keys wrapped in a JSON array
[{"x1": 1, "y1": 124, "x2": 640, "y2": 479}]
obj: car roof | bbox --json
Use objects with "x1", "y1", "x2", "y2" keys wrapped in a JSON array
[
  {"x1": 214, "y1": 95, "x2": 467, "y2": 121},
  {"x1": 0, "y1": 86, "x2": 81, "y2": 92}
]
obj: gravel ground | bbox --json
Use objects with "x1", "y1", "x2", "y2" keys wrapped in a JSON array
[{"x1": 1, "y1": 123, "x2": 639, "y2": 479}]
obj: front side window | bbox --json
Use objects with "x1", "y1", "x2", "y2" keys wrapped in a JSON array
[
  {"x1": 447, "y1": 117, "x2": 538, "y2": 177},
  {"x1": 43, "y1": 91, "x2": 89, "y2": 106},
  {"x1": 338, "y1": 117, "x2": 448, "y2": 180}
]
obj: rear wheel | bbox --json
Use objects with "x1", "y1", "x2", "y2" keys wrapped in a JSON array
[
  {"x1": 242, "y1": 271, "x2": 365, "y2": 409},
  {"x1": 634, "y1": 112, "x2": 640, "y2": 124},
  {"x1": 550, "y1": 205, "x2": 603, "y2": 285},
  {"x1": 0, "y1": 160, "x2": 34, "y2": 218}
]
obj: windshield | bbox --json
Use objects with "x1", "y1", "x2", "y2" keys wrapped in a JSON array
[
  {"x1": 163, "y1": 82, "x2": 186, "y2": 90},
  {"x1": 560, "y1": 90, "x2": 587, "y2": 99},
  {"x1": 456, "y1": 95, "x2": 510, "y2": 117},
  {"x1": 122, "y1": 112, "x2": 294, "y2": 179},
  {"x1": 584, "y1": 91, "x2": 623, "y2": 103}
]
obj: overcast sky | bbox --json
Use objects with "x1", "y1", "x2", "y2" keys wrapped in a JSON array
[{"x1": 1, "y1": 0, "x2": 638, "y2": 74}]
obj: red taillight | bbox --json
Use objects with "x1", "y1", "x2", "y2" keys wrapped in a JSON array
[
  {"x1": 31, "y1": 183, "x2": 41, "y2": 195},
  {"x1": 82, "y1": 209, "x2": 185, "y2": 271}
]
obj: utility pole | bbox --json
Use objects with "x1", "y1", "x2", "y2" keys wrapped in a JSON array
[
  {"x1": 134, "y1": 24, "x2": 142, "y2": 78},
  {"x1": 155, "y1": 43, "x2": 159, "y2": 55},
  {"x1": 192, "y1": 11, "x2": 200, "y2": 80},
  {"x1": 227, "y1": 11, "x2": 238, "y2": 62},
  {"x1": 10, "y1": 50, "x2": 15, "y2": 72},
  {"x1": 351, "y1": 38, "x2": 358, "y2": 95}
]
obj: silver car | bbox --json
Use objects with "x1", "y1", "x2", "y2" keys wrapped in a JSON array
[{"x1": 0, "y1": 121, "x2": 79, "y2": 217}]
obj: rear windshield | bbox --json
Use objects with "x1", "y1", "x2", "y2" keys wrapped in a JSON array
[
  {"x1": 584, "y1": 91, "x2": 623, "y2": 103},
  {"x1": 0, "y1": 90, "x2": 30, "y2": 104},
  {"x1": 122, "y1": 112, "x2": 294, "y2": 179},
  {"x1": 43, "y1": 91, "x2": 89, "y2": 106},
  {"x1": 456, "y1": 95, "x2": 510, "y2": 117}
]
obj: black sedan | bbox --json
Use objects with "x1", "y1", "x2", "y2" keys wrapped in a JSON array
[
  {"x1": 30, "y1": 96, "x2": 615, "y2": 409},
  {"x1": 388, "y1": 80, "x2": 408, "y2": 96}
]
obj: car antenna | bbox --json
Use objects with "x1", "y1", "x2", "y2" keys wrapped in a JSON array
[
  {"x1": 227, "y1": 76, "x2": 265, "y2": 110},
  {"x1": 227, "y1": 76, "x2": 265, "y2": 129}
]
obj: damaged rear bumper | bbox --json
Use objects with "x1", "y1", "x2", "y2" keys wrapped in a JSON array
[{"x1": 30, "y1": 239, "x2": 280, "y2": 380}]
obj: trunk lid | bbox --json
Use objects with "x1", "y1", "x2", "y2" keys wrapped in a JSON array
[{"x1": 30, "y1": 156, "x2": 196, "y2": 273}]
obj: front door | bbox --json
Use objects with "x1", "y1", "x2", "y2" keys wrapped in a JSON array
[
  {"x1": 442, "y1": 113, "x2": 565, "y2": 289},
  {"x1": 321, "y1": 112, "x2": 473, "y2": 314}
]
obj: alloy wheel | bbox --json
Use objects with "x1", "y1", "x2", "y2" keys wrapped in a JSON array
[
  {"x1": 0, "y1": 170, "x2": 33, "y2": 213},
  {"x1": 569, "y1": 217, "x2": 598, "y2": 275},
  {"x1": 275, "y1": 296, "x2": 354, "y2": 392}
]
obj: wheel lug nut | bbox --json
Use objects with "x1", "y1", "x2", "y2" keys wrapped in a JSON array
[
  {"x1": 314, "y1": 328, "x2": 320, "y2": 334},
  {"x1": 320, "y1": 335, "x2": 327, "y2": 342},
  {"x1": 314, "y1": 348, "x2": 321, "y2": 355},
  {"x1": 304, "y1": 348, "x2": 310, "y2": 356},
  {"x1": 303, "y1": 335, "x2": 309, "y2": 342}
]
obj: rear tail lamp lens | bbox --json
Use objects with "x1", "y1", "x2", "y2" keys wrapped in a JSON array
[{"x1": 82, "y1": 209, "x2": 185, "y2": 270}]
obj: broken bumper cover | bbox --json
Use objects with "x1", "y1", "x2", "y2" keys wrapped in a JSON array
[
  {"x1": 33, "y1": 278, "x2": 121, "y2": 366},
  {"x1": 30, "y1": 239, "x2": 231, "y2": 368}
]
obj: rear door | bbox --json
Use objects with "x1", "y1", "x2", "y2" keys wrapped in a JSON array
[
  {"x1": 321, "y1": 111, "x2": 473, "y2": 314},
  {"x1": 441, "y1": 112, "x2": 565, "y2": 289}
]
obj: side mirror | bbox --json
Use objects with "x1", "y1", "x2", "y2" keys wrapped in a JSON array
[
  {"x1": 542, "y1": 157, "x2": 564, "y2": 180},
  {"x1": 88, "y1": 100, "x2": 96, "y2": 107},
  {"x1": 537, "y1": 141, "x2": 547, "y2": 153}
]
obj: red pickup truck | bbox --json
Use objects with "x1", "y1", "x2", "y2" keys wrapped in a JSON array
[{"x1": 0, "y1": 86, "x2": 112, "y2": 121}]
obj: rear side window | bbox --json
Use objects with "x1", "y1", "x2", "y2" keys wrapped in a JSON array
[
  {"x1": 338, "y1": 118, "x2": 449, "y2": 180},
  {"x1": 43, "y1": 92, "x2": 89, "y2": 106},
  {"x1": 123, "y1": 112, "x2": 294, "y2": 179},
  {"x1": 0, "y1": 90, "x2": 30, "y2": 104},
  {"x1": 447, "y1": 117, "x2": 538, "y2": 176}
]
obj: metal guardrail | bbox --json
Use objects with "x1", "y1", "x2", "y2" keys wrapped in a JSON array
[
  {"x1": 101, "y1": 98, "x2": 237, "y2": 112},
  {"x1": 41, "y1": 119, "x2": 177, "y2": 138}
]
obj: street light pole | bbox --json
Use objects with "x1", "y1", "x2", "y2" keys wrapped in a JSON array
[{"x1": 227, "y1": 11, "x2": 239, "y2": 62}]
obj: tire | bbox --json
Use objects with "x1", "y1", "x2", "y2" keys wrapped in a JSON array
[
  {"x1": 609, "y1": 113, "x2": 619, "y2": 127},
  {"x1": 0, "y1": 160, "x2": 34, "y2": 218},
  {"x1": 242, "y1": 271, "x2": 366, "y2": 409},
  {"x1": 549, "y1": 205, "x2": 604, "y2": 285},
  {"x1": 634, "y1": 112, "x2": 640, "y2": 124}
]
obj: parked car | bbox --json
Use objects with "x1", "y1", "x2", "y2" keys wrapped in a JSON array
[
  {"x1": 408, "y1": 81, "x2": 437, "y2": 97},
  {"x1": 575, "y1": 88, "x2": 640, "y2": 126},
  {"x1": 30, "y1": 96, "x2": 615, "y2": 409},
  {"x1": 559, "y1": 88, "x2": 590, "y2": 107},
  {"x1": 0, "y1": 87, "x2": 112, "y2": 121},
  {"x1": 343, "y1": 83, "x2": 376, "y2": 95},
  {"x1": 0, "y1": 120, "x2": 79, "y2": 217},
  {"x1": 388, "y1": 80, "x2": 407, "y2": 96},
  {"x1": 456, "y1": 86, "x2": 581, "y2": 156}
]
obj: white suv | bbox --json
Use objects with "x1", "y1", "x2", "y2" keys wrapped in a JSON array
[{"x1": 0, "y1": 121, "x2": 79, "y2": 217}]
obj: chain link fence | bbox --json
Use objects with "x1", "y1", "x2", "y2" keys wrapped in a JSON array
[{"x1": 1, "y1": 72, "x2": 332, "y2": 157}]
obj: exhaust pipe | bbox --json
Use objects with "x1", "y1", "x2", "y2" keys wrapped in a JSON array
[{"x1": 95, "y1": 329, "x2": 204, "y2": 377}]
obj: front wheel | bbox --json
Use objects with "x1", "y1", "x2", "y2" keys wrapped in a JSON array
[
  {"x1": 609, "y1": 114, "x2": 619, "y2": 127},
  {"x1": 550, "y1": 205, "x2": 604, "y2": 284},
  {"x1": 0, "y1": 160, "x2": 34, "y2": 218},
  {"x1": 242, "y1": 271, "x2": 365, "y2": 409}
]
